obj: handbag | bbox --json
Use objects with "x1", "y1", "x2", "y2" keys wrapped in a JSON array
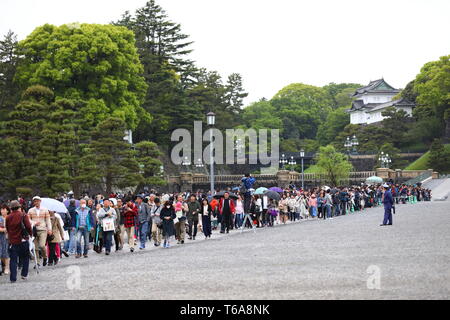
[
  {"x1": 173, "y1": 217, "x2": 179, "y2": 224},
  {"x1": 153, "y1": 216, "x2": 162, "y2": 226},
  {"x1": 102, "y1": 217, "x2": 115, "y2": 232}
]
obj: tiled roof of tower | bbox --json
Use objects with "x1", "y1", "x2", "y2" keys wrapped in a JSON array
[{"x1": 352, "y1": 79, "x2": 399, "y2": 97}]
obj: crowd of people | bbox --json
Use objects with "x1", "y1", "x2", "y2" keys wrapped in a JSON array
[{"x1": 0, "y1": 173, "x2": 431, "y2": 283}]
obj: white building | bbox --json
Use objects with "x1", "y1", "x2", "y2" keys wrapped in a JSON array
[{"x1": 348, "y1": 79, "x2": 415, "y2": 125}]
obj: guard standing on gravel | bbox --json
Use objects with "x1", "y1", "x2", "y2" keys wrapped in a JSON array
[{"x1": 380, "y1": 183, "x2": 394, "y2": 226}]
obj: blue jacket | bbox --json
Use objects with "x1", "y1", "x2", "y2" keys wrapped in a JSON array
[
  {"x1": 383, "y1": 190, "x2": 394, "y2": 209},
  {"x1": 242, "y1": 177, "x2": 256, "y2": 190},
  {"x1": 74, "y1": 207, "x2": 95, "y2": 230}
]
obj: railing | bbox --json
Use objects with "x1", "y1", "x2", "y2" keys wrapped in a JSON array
[{"x1": 403, "y1": 171, "x2": 432, "y2": 186}]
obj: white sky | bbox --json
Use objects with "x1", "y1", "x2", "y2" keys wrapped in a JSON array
[{"x1": 1, "y1": 0, "x2": 449, "y2": 104}]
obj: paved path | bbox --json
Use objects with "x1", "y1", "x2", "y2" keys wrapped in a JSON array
[{"x1": 1, "y1": 200, "x2": 449, "y2": 300}]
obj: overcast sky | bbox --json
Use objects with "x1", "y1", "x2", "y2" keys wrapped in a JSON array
[{"x1": 1, "y1": 0, "x2": 449, "y2": 104}]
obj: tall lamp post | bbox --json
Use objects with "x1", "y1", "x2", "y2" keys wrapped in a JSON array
[
  {"x1": 344, "y1": 136, "x2": 352, "y2": 155},
  {"x1": 300, "y1": 149, "x2": 305, "y2": 190},
  {"x1": 181, "y1": 156, "x2": 191, "y2": 170},
  {"x1": 351, "y1": 135, "x2": 359, "y2": 155},
  {"x1": 378, "y1": 152, "x2": 392, "y2": 168},
  {"x1": 288, "y1": 156, "x2": 296, "y2": 169},
  {"x1": 207, "y1": 112, "x2": 216, "y2": 195},
  {"x1": 279, "y1": 153, "x2": 288, "y2": 169},
  {"x1": 195, "y1": 158, "x2": 204, "y2": 172}
]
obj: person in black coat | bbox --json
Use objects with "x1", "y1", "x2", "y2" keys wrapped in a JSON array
[
  {"x1": 200, "y1": 198, "x2": 213, "y2": 239},
  {"x1": 160, "y1": 201, "x2": 176, "y2": 248}
]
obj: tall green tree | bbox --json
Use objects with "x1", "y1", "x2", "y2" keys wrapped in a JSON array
[
  {"x1": 0, "y1": 85, "x2": 53, "y2": 197},
  {"x1": 427, "y1": 139, "x2": 450, "y2": 173},
  {"x1": 315, "y1": 145, "x2": 352, "y2": 186},
  {"x1": 84, "y1": 117, "x2": 143, "y2": 195},
  {"x1": 135, "y1": 141, "x2": 166, "y2": 190},
  {"x1": 0, "y1": 30, "x2": 20, "y2": 121},
  {"x1": 316, "y1": 106, "x2": 350, "y2": 146},
  {"x1": 15, "y1": 23, "x2": 148, "y2": 130}
]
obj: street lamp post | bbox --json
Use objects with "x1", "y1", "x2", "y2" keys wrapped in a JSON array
[
  {"x1": 344, "y1": 136, "x2": 352, "y2": 155},
  {"x1": 279, "y1": 153, "x2": 288, "y2": 169},
  {"x1": 351, "y1": 135, "x2": 359, "y2": 155},
  {"x1": 288, "y1": 156, "x2": 296, "y2": 169},
  {"x1": 207, "y1": 112, "x2": 216, "y2": 195},
  {"x1": 300, "y1": 149, "x2": 305, "y2": 190},
  {"x1": 195, "y1": 158, "x2": 204, "y2": 171},
  {"x1": 378, "y1": 151, "x2": 392, "y2": 168},
  {"x1": 181, "y1": 156, "x2": 191, "y2": 170}
]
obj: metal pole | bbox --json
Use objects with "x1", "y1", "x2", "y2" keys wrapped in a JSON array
[
  {"x1": 301, "y1": 158, "x2": 304, "y2": 190},
  {"x1": 210, "y1": 128, "x2": 214, "y2": 195}
]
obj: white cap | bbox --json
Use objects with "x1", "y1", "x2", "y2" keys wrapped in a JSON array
[
  {"x1": 32, "y1": 196, "x2": 42, "y2": 201},
  {"x1": 382, "y1": 184, "x2": 389, "y2": 188}
]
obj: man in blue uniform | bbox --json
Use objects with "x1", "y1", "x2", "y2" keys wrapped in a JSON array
[{"x1": 380, "y1": 183, "x2": 394, "y2": 226}]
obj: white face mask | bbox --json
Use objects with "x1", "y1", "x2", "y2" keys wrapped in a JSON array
[{"x1": 81, "y1": 204, "x2": 86, "y2": 208}]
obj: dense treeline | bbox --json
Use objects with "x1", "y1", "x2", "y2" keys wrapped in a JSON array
[{"x1": 0, "y1": 0, "x2": 449, "y2": 198}]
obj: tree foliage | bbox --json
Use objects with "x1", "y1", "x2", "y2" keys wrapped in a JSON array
[
  {"x1": 315, "y1": 145, "x2": 352, "y2": 186},
  {"x1": 15, "y1": 23, "x2": 149, "y2": 129}
]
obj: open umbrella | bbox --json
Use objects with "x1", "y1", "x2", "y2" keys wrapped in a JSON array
[
  {"x1": 109, "y1": 198, "x2": 118, "y2": 206},
  {"x1": 365, "y1": 176, "x2": 383, "y2": 184},
  {"x1": 254, "y1": 187, "x2": 268, "y2": 195},
  {"x1": 63, "y1": 199, "x2": 80, "y2": 208},
  {"x1": 263, "y1": 190, "x2": 281, "y2": 201},
  {"x1": 213, "y1": 191, "x2": 239, "y2": 200},
  {"x1": 41, "y1": 198, "x2": 68, "y2": 213},
  {"x1": 269, "y1": 187, "x2": 283, "y2": 193}
]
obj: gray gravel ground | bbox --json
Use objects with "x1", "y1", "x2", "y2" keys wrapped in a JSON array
[{"x1": 1, "y1": 200, "x2": 449, "y2": 300}]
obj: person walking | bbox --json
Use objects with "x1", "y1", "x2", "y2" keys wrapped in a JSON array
[
  {"x1": 65, "y1": 199, "x2": 77, "y2": 255},
  {"x1": 308, "y1": 193, "x2": 318, "y2": 218},
  {"x1": 200, "y1": 198, "x2": 213, "y2": 239},
  {"x1": 0, "y1": 205, "x2": 10, "y2": 276},
  {"x1": 150, "y1": 198, "x2": 163, "y2": 247},
  {"x1": 114, "y1": 198, "x2": 124, "y2": 251},
  {"x1": 234, "y1": 195, "x2": 244, "y2": 229},
  {"x1": 160, "y1": 201, "x2": 176, "y2": 248},
  {"x1": 174, "y1": 195, "x2": 187, "y2": 244},
  {"x1": 48, "y1": 211, "x2": 65, "y2": 266},
  {"x1": 27, "y1": 196, "x2": 52, "y2": 267},
  {"x1": 123, "y1": 199, "x2": 138, "y2": 252},
  {"x1": 219, "y1": 192, "x2": 235, "y2": 234},
  {"x1": 136, "y1": 195, "x2": 151, "y2": 249},
  {"x1": 74, "y1": 199, "x2": 94, "y2": 258},
  {"x1": 96, "y1": 200, "x2": 117, "y2": 255},
  {"x1": 324, "y1": 189, "x2": 333, "y2": 220},
  {"x1": 381, "y1": 184, "x2": 394, "y2": 226},
  {"x1": 5, "y1": 200, "x2": 32, "y2": 283},
  {"x1": 187, "y1": 195, "x2": 201, "y2": 240}
]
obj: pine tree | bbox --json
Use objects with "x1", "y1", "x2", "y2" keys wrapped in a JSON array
[
  {"x1": 0, "y1": 30, "x2": 20, "y2": 121},
  {"x1": 135, "y1": 141, "x2": 166, "y2": 190},
  {"x1": 428, "y1": 139, "x2": 450, "y2": 173},
  {"x1": 84, "y1": 117, "x2": 143, "y2": 195},
  {"x1": 0, "y1": 85, "x2": 53, "y2": 197}
]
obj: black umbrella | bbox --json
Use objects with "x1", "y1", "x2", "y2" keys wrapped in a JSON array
[
  {"x1": 213, "y1": 191, "x2": 239, "y2": 200},
  {"x1": 263, "y1": 190, "x2": 281, "y2": 201}
]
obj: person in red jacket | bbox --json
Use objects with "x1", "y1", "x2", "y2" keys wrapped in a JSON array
[
  {"x1": 6, "y1": 200, "x2": 32, "y2": 283},
  {"x1": 123, "y1": 199, "x2": 138, "y2": 252},
  {"x1": 218, "y1": 192, "x2": 235, "y2": 234}
]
